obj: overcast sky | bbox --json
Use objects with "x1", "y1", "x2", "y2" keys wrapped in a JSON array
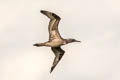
[{"x1": 0, "y1": 0, "x2": 120, "y2": 80}]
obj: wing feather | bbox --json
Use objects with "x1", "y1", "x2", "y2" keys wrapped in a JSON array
[
  {"x1": 40, "y1": 10, "x2": 63, "y2": 41},
  {"x1": 50, "y1": 47, "x2": 65, "y2": 73}
]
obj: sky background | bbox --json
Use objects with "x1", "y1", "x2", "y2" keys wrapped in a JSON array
[{"x1": 0, "y1": 0, "x2": 120, "y2": 80}]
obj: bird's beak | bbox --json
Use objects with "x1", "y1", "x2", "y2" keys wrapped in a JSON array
[{"x1": 74, "y1": 40, "x2": 81, "y2": 43}]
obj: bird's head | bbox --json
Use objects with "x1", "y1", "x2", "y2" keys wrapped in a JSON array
[{"x1": 65, "y1": 38, "x2": 81, "y2": 44}]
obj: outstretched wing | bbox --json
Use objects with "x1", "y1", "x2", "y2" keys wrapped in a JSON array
[
  {"x1": 40, "y1": 10, "x2": 63, "y2": 41},
  {"x1": 50, "y1": 47, "x2": 65, "y2": 73}
]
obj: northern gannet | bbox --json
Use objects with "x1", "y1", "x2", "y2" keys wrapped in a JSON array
[{"x1": 34, "y1": 10, "x2": 81, "y2": 73}]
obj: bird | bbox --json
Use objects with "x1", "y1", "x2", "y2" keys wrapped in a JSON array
[{"x1": 33, "y1": 10, "x2": 81, "y2": 73}]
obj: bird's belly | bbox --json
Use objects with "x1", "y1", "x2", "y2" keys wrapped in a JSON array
[{"x1": 49, "y1": 40, "x2": 63, "y2": 47}]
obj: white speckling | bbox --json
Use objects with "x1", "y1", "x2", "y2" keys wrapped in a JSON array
[{"x1": 52, "y1": 31, "x2": 56, "y2": 35}]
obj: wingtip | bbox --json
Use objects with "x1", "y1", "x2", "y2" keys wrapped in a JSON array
[
  {"x1": 50, "y1": 66, "x2": 54, "y2": 73},
  {"x1": 40, "y1": 10, "x2": 61, "y2": 20},
  {"x1": 40, "y1": 10, "x2": 45, "y2": 13},
  {"x1": 50, "y1": 70, "x2": 52, "y2": 74}
]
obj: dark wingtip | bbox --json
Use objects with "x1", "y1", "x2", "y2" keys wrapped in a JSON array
[
  {"x1": 50, "y1": 69, "x2": 53, "y2": 74},
  {"x1": 50, "y1": 66, "x2": 54, "y2": 74},
  {"x1": 40, "y1": 10, "x2": 61, "y2": 20},
  {"x1": 40, "y1": 10, "x2": 45, "y2": 13},
  {"x1": 50, "y1": 70, "x2": 52, "y2": 74}
]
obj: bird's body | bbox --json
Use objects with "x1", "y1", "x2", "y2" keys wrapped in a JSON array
[
  {"x1": 47, "y1": 39, "x2": 65, "y2": 47},
  {"x1": 34, "y1": 10, "x2": 81, "y2": 73}
]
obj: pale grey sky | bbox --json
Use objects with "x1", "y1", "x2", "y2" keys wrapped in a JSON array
[{"x1": 0, "y1": 0, "x2": 120, "y2": 80}]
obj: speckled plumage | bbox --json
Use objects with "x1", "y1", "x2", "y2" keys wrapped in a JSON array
[{"x1": 34, "y1": 10, "x2": 81, "y2": 73}]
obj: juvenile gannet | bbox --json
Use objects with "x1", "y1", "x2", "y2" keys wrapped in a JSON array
[{"x1": 34, "y1": 10, "x2": 81, "y2": 73}]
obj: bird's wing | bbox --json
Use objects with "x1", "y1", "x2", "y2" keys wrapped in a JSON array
[
  {"x1": 40, "y1": 10, "x2": 63, "y2": 41},
  {"x1": 50, "y1": 47, "x2": 65, "y2": 73}
]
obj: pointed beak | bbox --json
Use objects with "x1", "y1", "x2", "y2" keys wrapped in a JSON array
[{"x1": 75, "y1": 40, "x2": 81, "y2": 43}]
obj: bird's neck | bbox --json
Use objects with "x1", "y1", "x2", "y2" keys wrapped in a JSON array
[{"x1": 63, "y1": 39, "x2": 71, "y2": 44}]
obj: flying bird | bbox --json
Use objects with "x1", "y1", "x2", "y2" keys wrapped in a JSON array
[{"x1": 34, "y1": 10, "x2": 81, "y2": 73}]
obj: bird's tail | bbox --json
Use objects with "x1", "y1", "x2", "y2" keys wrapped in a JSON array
[{"x1": 33, "y1": 43, "x2": 45, "y2": 47}]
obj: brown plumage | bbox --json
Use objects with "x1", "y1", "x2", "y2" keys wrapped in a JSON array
[{"x1": 34, "y1": 10, "x2": 81, "y2": 73}]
